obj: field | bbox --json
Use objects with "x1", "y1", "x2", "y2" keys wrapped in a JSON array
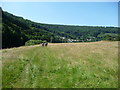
[{"x1": 1, "y1": 41, "x2": 118, "y2": 88}]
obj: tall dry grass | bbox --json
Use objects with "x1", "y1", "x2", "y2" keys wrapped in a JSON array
[{"x1": 2, "y1": 41, "x2": 118, "y2": 88}]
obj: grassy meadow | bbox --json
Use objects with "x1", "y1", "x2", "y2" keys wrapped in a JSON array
[{"x1": 1, "y1": 41, "x2": 118, "y2": 88}]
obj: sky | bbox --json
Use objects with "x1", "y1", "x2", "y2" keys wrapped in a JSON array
[{"x1": 1, "y1": 2, "x2": 118, "y2": 27}]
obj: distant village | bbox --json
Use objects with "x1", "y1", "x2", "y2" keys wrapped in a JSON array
[{"x1": 58, "y1": 36, "x2": 96, "y2": 43}]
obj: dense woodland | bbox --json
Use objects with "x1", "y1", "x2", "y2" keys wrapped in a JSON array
[{"x1": 2, "y1": 9, "x2": 120, "y2": 48}]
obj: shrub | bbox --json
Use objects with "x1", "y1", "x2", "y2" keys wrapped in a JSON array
[
  {"x1": 42, "y1": 40, "x2": 47, "y2": 43},
  {"x1": 25, "y1": 40, "x2": 43, "y2": 46}
]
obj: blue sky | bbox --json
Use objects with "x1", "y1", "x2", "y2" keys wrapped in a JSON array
[{"x1": 1, "y1": 2, "x2": 118, "y2": 27}]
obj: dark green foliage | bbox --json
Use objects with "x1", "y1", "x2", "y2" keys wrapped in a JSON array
[
  {"x1": 98, "y1": 33, "x2": 118, "y2": 41},
  {"x1": 2, "y1": 9, "x2": 119, "y2": 48},
  {"x1": 25, "y1": 40, "x2": 43, "y2": 46},
  {"x1": 2, "y1": 10, "x2": 54, "y2": 48}
]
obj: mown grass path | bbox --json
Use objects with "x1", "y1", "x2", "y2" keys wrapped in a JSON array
[{"x1": 2, "y1": 41, "x2": 118, "y2": 88}]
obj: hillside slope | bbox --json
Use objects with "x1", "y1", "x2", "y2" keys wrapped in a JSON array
[
  {"x1": 2, "y1": 8, "x2": 119, "y2": 48},
  {"x1": 2, "y1": 41, "x2": 118, "y2": 88}
]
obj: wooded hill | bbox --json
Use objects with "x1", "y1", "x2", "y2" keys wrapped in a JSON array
[{"x1": 2, "y1": 8, "x2": 119, "y2": 48}]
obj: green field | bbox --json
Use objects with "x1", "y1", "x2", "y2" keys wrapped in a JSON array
[{"x1": 2, "y1": 41, "x2": 118, "y2": 88}]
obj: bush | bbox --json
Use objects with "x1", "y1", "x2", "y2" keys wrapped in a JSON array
[
  {"x1": 42, "y1": 40, "x2": 47, "y2": 43},
  {"x1": 25, "y1": 40, "x2": 43, "y2": 46}
]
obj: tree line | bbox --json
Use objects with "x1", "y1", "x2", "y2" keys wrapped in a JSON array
[{"x1": 2, "y1": 9, "x2": 120, "y2": 48}]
